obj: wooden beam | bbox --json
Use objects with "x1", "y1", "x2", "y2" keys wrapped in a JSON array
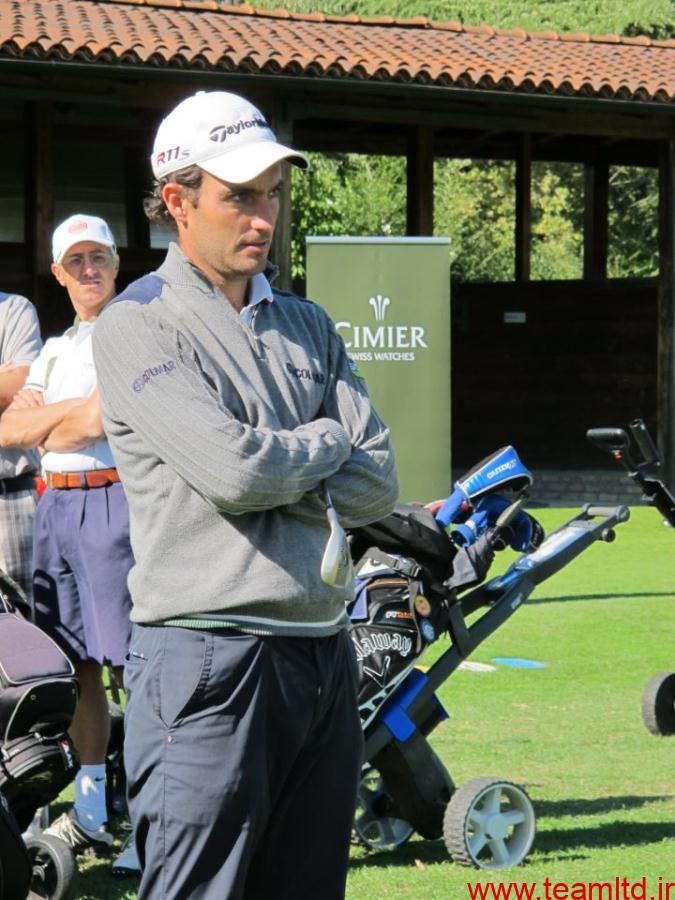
[
  {"x1": 515, "y1": 134, "x2": 531, "y2": 282},
  {"x1": 583, "y1": 156, "x2": 609, "y2": 279},
  {"x1": 24, "y1": 101, "x2": 54, "y2": 308},
  {"x1": 657, "y1": 138, "x2": 675, "y2": 487},
  {"x1": 406, "y1": 126, "x2": 434, "y2": 236},
  {"x1": 289, "y1": 97, "x2": 673, "y2": 140},
  {"x1": 268, "y1": 103, "x2": 294, "y2": 292}
]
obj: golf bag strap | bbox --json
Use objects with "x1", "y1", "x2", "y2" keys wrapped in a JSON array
[{"x1": 360, "y1": 548, "x2": 422, "y2": 580}]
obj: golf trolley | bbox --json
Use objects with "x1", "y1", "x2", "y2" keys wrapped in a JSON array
[
  {"x1": 348, "y1": 446, "x2": 629, "y2": 869},
  {"x1": 588, "y1": 419, "x2": 675, "y2": 737}
]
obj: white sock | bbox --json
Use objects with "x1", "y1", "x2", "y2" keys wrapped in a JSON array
[{"x1": 74, "y1": 764, "x2": 107, "y2": 831}]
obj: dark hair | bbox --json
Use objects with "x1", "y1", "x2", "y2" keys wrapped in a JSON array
[{"x1": 143, "y1": 165, "x2": 204, "y2": 226}]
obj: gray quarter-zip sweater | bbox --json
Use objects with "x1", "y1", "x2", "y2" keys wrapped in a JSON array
[{"x1": 93, "y1": 243, "x2": 398, "y2": 635}]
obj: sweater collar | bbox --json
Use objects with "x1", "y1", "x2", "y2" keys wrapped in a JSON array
[{"x1": 158, "y1": 242, "x2": 277, "y2": 316}]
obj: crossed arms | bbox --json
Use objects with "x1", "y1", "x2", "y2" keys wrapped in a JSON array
[{"x1": 0, "y1": 387, "x2": 105, "y2": 452}]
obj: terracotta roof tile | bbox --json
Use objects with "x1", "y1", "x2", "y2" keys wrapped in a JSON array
[{"x1": 1, "y1": 0, "x2": 674, "y2": 103}]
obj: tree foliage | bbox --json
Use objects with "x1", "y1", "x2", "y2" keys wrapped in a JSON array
[
  {"x1": 290, "y1": 154, "x2": 406, "y2": 278},
  {"x1": 251, "y1": 0, "x2": 675, "y2": 36}
]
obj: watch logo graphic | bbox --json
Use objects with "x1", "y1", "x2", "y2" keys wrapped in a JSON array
[{"x1": 369, "y1": 294, "x2": 390, "y2": 322}]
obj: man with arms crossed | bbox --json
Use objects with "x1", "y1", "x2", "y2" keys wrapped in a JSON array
[
  {"x1": 0, "y1": 291, "x2": 41, "y2": 602},
  {"x1": 93, "y1": 90, "x2": 398, "y2": 900},
  {"x1": 0, "y1": 216, "x2": 133, "y2": 857}
]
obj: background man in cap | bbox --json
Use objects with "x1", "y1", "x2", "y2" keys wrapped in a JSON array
[
  {"x1": 0, "y1": 214, "x2": 134, "y2": 858},
  {"x1": 0, "y1": 291, "x2": 42, "y2": 603},
  {"x1": 93, "y1": 90, "x2": 398, "y2": 900}
]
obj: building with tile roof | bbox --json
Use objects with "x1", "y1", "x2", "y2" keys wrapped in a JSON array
[{"x1": 1, "y1": 0, "x2": 675, "y2": 472}]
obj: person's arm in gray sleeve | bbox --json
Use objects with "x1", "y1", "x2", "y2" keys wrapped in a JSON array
[
  {"x1": 2, "y1": 296, "x2": 42, "y2": 366},
  {"x1": 93, "y1": 303, "x2": 352, "y2": 514},
  {"x1": 313, "y1": 318, "x2": 399, "y2": 529},
  {"x1": 0, "y1": 295, "x2": 42, "y2": 412}
]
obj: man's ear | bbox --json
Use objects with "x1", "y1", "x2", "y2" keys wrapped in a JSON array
[
  {"x1": 162, "y1": 183, "x2": 189, "y2": 227},
  {"x1": 51, "y1": 263, "x2": 66, "y2": 287}
]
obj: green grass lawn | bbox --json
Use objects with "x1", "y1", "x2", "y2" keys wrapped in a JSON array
[{"x1": 72, "y1": 507, "x2": 675, "y2": 899}]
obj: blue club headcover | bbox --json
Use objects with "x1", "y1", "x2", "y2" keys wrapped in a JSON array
[
  {"x1": 450, "y1": 510, "x2": 490, "y2": 548},
  {"x1": 456, "y1": 446, "x2": 532, "y2": 502},
  {"x1": 449, "y1": 494, "x2": 543, "y2": 553},
  {"x1": 434, "y1": 446, "x2": 532, "y2": 530},
  {"x1": 434, "y1": 485, "x2": 473, "y2": 529}
]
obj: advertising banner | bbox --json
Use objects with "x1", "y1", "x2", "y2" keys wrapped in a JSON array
[{"x1": 306, "y1": 237, "x2": 451, "y2": 503}]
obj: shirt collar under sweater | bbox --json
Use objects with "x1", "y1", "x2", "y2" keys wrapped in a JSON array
[{"x1": 158, "y1": 243, "x2": 275, "y2": 325}]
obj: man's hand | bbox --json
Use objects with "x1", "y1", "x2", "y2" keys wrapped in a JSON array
[
  {"x1": 0, "y1": 395, "x2": 87, "y2": 450},
  {"x1": 41, "y1": 390, "x2": 104, "y2": 452},
  {"x1": 7, "y1": 388, "x2": 45, "y2": 410}
]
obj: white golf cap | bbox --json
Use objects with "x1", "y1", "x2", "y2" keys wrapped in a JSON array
[
  {"x1": 151, "y1": 91, "x2": 309, "y2": 184},
  {"x1": 52, "y1": 215, "x2": 117, "y2": 264}
]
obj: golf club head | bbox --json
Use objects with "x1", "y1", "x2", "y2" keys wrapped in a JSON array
[{"x1": 320, "y1": 505, "x2": 354, "y2": 589}]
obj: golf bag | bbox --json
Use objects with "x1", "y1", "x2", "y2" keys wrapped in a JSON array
[
  {"x1": 348, "y1": 446, "x2": 542, "y2": 730},
  {"x1": 349, "y1": 510, "x2": 454, "y2": 729},
  {"x1": 0, "y1": 577, "x2": 79, "y2": 831}
]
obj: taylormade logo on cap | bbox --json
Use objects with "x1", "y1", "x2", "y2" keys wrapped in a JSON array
[
  {"x1": 208, "y1": 114, "x2": 268, "y2": 144},
  {"x1": 151, "y1": 91, "x2": 309, "y2": 184},
  {"x1": 52, "y1": 215, "x2": 117, "y2": 264}
]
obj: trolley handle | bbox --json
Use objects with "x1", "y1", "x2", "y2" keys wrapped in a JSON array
[
  {"x1": 583, "y1": 504, "x2": 630, "y2": 522},
  {"x1": 629, "y1": 418, "x2": 660, "y2": 467}
]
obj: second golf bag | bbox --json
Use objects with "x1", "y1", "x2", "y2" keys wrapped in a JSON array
[{"x1": 0, "y1": 576, "x2": 79, "y2": 832}]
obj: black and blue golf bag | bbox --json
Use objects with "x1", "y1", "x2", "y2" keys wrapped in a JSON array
[{"x1": 348, "y1": 446, "x2": 542, "y2": 730}]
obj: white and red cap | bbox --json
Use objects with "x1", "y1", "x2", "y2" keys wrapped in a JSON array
[
  {"x1": 151, "y1": 90, "x2": 309, "y2": 184},
  {"x1": 52, "y1": 215, "x2": 117, "y2": 264}
]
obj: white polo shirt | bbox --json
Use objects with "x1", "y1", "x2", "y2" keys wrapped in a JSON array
[{"x1": 25, "y1": 318, "x2": 115, "y2": 473}]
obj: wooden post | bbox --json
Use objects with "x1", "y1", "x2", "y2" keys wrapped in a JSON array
[
  {"x1": 124, "y1": 146, "x2": 151, "y2": 250},
  {"x1": 24, "y1": 101, "x2": 54, "y2": 313},
  {"x1": 583, "y1": 156, "x2": 609, "y2": 279},
  {"x1": 657, "y1": 138, "x2": 675, "y2": 487},
  {"x1": 406, "y1": 126, "x2": 434, "y2": 236},
  {"x1": 515, "y1": 134, "x2": 531, "y2": 281},
  {"x1": 269, "y1": 104, "x2": 294, "y2": 292}
]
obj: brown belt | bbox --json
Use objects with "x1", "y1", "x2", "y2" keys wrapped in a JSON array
[{"x1": 45, "y1": 468, "x2": 120, "y2": 490}]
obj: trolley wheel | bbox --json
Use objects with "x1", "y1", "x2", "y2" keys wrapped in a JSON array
[
  {"x1": 641, "y1": 672, "x2": 675, "y2": 736},
  {"x1": 443, "y1": 777, "x2": 536, "y2": 869},
  {"x1": 25, "y1": 833, "x2": 77, "y2": 900},
  {"x1": 353, "y1": 766, "x2": 415, "y2": 851}
]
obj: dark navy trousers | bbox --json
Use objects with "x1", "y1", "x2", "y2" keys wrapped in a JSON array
[{"x1": 124, "y1": 625, "x2": 363, "y2": 900}]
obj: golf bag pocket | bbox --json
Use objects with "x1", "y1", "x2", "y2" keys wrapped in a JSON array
[
  {"x1": 0, "y1": 732, "x2": 79, "y2": 831},
  {"x1": 0, "y1": 611, "x2": 77, "y2": 743},
  {"x1": 348, "y1": 566, "x2": 445, "y2": 729}
]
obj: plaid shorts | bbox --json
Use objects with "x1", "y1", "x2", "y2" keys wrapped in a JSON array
[{"x1": 0, "y1": 488, "x2": 38, "y2": 605}]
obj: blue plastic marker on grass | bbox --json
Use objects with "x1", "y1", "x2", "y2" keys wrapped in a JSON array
[{"x1": 491, "y1": 657, "x2": 547, "y2": 669}]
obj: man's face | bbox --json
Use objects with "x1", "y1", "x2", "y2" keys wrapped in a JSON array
[
  {"x1": 51, "y1": 241, "x2": 119, "y2": 321},
  {"x1": 172, "y1": 164, "x2": 282, "y2": 294}
]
